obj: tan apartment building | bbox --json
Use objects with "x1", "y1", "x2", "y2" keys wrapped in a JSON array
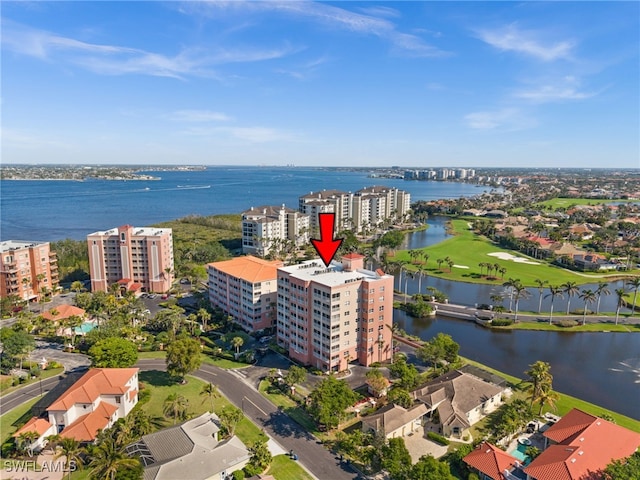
[
  {"x1": 299, "y1": 186, "x2": 411, "y2": 234},
  {"x1": 208, "y1": 256, "x2": 283, "y2": 333},
  {"x1": 276, "y1": 253, "x2": 394, "y2": 372},
  {"x1": 0, "y1": 240, "x2": 59, "y2": 302},
  {"x1": 241, "y1": 205, "x2": 309, "y2": 257},
  {"x1": 87, "y1": 225, "x2": 174, "y2": 294}
]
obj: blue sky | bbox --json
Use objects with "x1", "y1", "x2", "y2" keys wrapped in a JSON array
[{"x1": 2, "y1": 1, "x2": 639, "y2": 168}]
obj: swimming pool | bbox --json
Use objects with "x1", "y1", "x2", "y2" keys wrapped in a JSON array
[
  {"x1": 74, "y1": 321, "x2": 97, "y2": 335},
  {"x1": 509, "y1": 442, "x2": 531, "y2": 465}
]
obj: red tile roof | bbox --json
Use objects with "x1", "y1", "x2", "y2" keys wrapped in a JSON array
[
  {"x1": 59, "y1": 402, "x2": 118, "y2": 442},
  {"x1": 47, "y1": 368, "x2": 138, "y2": 411},
  {"x1": 463, "y1": 441, "x2": 517, "y2": 480},
  {"x1": 13, "y1": 418, "x2": 53, "y2": 438},
  {"x1": 41, "y1": 305, "x2": 86, "y2": 322},
  {"x1": 524, "y1": 409, "x2": 640, "y2": 480}
]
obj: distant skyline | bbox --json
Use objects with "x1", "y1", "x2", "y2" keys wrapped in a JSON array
[{"x1": 2, "y1": 1, "x2": 639, "y2": 168}]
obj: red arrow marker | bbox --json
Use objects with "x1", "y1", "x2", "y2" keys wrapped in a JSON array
[{"x1": 311, "y1": 213, "x2": 344, "y2": 267}]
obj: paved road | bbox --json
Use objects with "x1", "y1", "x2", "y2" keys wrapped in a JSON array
[
  {"x1": 0, "y1": 376, "x2": 62, "y2": 415},
  {"x1": 136, "y1": 359, "x2": 358, "y2": 480}
]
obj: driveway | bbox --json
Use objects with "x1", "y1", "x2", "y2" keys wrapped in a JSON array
[
  {"x1": 31, "y1": 342, "x2": 90, "y2": 372},
  {"x1": 403, "y1": 427, "x2": 448, "y2": 461}
]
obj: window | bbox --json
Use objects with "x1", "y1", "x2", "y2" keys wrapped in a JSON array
[
  {"x1": 120, "y1": 233, "x2": 125, "y2": 242},
  {"x1": 379, "y1": 306, "x2": 384, "y2": 311},
  {"x1": 115, "y1": 396, "x2": 121, "y2": 404}
]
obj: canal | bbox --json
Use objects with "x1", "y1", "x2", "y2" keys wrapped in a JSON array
[{"x1": 393, "y1": 217, "x2": 640, "y2": 420}]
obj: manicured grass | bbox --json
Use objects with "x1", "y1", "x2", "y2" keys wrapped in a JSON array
[
  {"x1": 139, "y1": 371, "x2": 266, "y2": 445},
  {"x1": 266, "y1": 454, "x2": 315, "y2": 480},
  {"x1": 0, "y1": 396, "x2": 41, "y2": 444},
  {"x1": 138, "y1": 350, "x2": 251, "y2": 369},
  {"x1": 391, "y1": 219, "x2": 625, "y2": 287},
  {"x1": 137, "y1": 351, "x2": 167, "y2": 359},
  {"x1": 0, "y1": 367, "x2": 65, "y2": 397},
  {"x1": 258, "y1": 380, "x2": 319, "y2": 435},
  {"x1": 492, "y1": 320, "x2": 640, "y2": 333},
  {"x1": 460, "y1": 356, "x2": 640, "y2": 433},
  {"x1": 535, "y1": 197, "x2": 633, "y2": 209}
]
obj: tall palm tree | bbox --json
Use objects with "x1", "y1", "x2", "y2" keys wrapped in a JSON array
[
  {"x1": 512, "y1": 281, "x2": 530, "y2": 322},
  {"x1": 197, "y1": 308, "x2": 212, "y2": 332},
  {"x1": 56, "y1": 437, "x2": 84, "y2": 480},
  {"x1": 626, "y1": 276, "x2": 640, "y2": 315},
  {"x1": 535, "y1": 279, "x2": 548, "y2": 313},
  {"x1": 546, "y1": 286, "x2": 564, "y2": 325},
  {"x1": 16, "y1": 431, "x2": 39, "y2": 455},
  {"x1": 562, "y1": 281, "x2": 580, "y2": 315},
  {"x1": 200, "y1": 382, "x2": 220, "y2": 412},
  {"x1": 163, "y1": 393, "x2": 190, "y2": 424},
  {"x1": 595, "y1": 282, "x2": 611, "y2": 314},
  {"x1": 436, "y1": 258, "x2": 444, "y2": 271},
  {"x1": 88, "y1": 437, "x2": 139, "y2": 480},
  {"x1": 536, "y1": 384, "x2": 560, "y2": 416},
  {"x1": 614, "y1": 288, "x2": 626, "y2": 325},
  {"x1": 579, "y1": 289, "x2": 597, "y2": 326},
  {"x1": 524, "y1": 361, "x2": 552, "y2": 410},
  {"x1": 416, "y1": 264, "x2": 427, "y2": 294}
]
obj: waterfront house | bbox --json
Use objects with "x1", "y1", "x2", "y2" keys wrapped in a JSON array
[
  {"x1": 361, "y1": 403, "x2": 428, "y2": 439},
  {"x1": 411, "y1": 370, "x2": 507, "y2": 439},
  {"x1": 13, "y1": 368, "x2": 139, "y2": 451},
  {"x1": 125, "y1": 412, "x2": 250, "y2": 480},
  {"x1": 523, "y1": 408, "x2": 640, "y2": 480},
  {"x1": 463, "y1": 441, "x2": 519, "y2": 480}
]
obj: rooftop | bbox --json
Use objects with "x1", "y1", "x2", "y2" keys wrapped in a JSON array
[
  {"x1": 209, "y1": 255, "x2": 283, "y2": 283},
  {"x1": 0, "y1": 240, "x2": 49, "y2": 253},
  {"x1": 463, "y1": 441, "x2": 518, "y2": 480},
  {"x1": 278, "y1": 259, "x2": 388, "y2": 287}
]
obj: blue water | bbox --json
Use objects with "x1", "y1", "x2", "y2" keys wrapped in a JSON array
[{"x1": 0, "y1": 166, "x2": 490, "y2": 241}]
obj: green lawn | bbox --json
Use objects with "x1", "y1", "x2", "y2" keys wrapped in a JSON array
[
  {"x1": 390, "y1": 219, "x2": 631, "y2": 287},
  {"x1": 138, "y1": 350, "x2": 251, "y2": 369},
  {"x1": 265, "y1": 454, "x2": 314, "y2": 480},
  {"x1": 535, "y1": 197, "x2": 633, "y2": 210},
  {"x1": 258, "y1": 380, "x2": 319, "y2": 435},
  {"x1": 493, "y1": 320, "x2": 640, "y2": 332},
  {"x1": 139, "y1": 371, "x2": 266, "y2": 445},
  {"x1": 460, "y1": 356, "x2": 640, "y2": 433},
  {"x1": 0, "y1": 396, "x2": 42, "y2": 444}
]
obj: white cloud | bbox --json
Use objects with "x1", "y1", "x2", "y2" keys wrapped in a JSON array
[
  {"x1": 464, "y1": 108, "x2": 535, "y2": 131},
  {"x1": 1, "y1": 20, "x2": 297, "y2": 79},
  {"x1": 476, "y1": 24, "x2": 575, "y2": 61},
  {"x1": 167, "y1": 110, "x2": 233, "y2": 122},
  {"x1": 514, "y1": 85, "x2": 596, "y2": 103}
]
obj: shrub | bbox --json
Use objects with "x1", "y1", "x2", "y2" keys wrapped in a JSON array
[
  {"x1": 491, "y1": 319, "x2": 513, "y2": 327},
  {"x1": 427, "y1": 431, "x2": 450, "y2": 445},
  {"x1": 468, "y1": 473, "x2": 480, "y2": 480},
  {"x1": 232, "y1": 470, "x2": 245, "y2": 480},
  {"x1": 557, "y1": 319, "x2": 578, "y2": 328}
]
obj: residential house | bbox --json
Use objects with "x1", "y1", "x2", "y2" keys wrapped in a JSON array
[
  {"x1": 523, "y1": 408, "x2": 640, "y2": 480},
  {"x1": 361, "y1": 403, "x2": 428, "y2": 440},
  {"x1": 13, "y1": 368, "x2": 139, "y2": 451},
  {"x1": 463, "y1": 441, "x2": 519, "y2": 480},
  {"x1": 126, "y1": 412, "x2": 250, "y2": 480},
  {"x1": 411, "y1": 370, "x2": 507, "y2": 439}
]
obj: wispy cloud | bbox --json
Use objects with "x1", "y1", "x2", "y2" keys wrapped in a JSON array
[
  {"x1": 194, "y1": 1, "x2": 449, "y2": 58},
  {"x1": 1, "y1": 19, "x2": 297, "y2": 79},
  {"x1": 276, "y1": 55, "x2": 330, "y2": 80},
  {"x1": 513, "y1": 77, "x2": 600, "y2": 103},
  {"x1": 356, "y1": 6, "x2": 402, "y2": 19},
  {"x1": 167, "y1": 110, "x2": 233, "y2": 122},
  {"x1": 464, "y1": 108, "x2": 535, "y2": 131},
  {"x1": 476, "y1": 24, "x2": 575, "y2": 61}
]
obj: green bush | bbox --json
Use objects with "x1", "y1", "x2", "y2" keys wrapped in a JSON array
[
  {"x1": 557, "y1": 319, "x2": 579, "y2": 328},
  {"x1": 468, "y1": 473, "x2": 480, "y2": 480},
  {"x1": 427, "y1": 431, "x2": 450, "y2": 445},
  {"x1": 491, "y1": 319, "x2": 513, "y2": 327},
  {"x1": 232, "y1": 470, "x2": 245, "y2": 480}
]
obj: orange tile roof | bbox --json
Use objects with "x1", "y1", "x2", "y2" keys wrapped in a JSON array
[
  {"x1": 41, "y1": 305, "x2": 86, "y2": 322},
  {"x1": 524, "y1": 409, "x2": 640, "y2": 480},
  {"x1": 59, "y1": 402, "x2": 118, "y2": 442},
  {"x1": 463, "y1": 441, "x2": 517, "y2": 480},
  {"x1": 13, "y1": 417, "x2": 53, "y2": 438},
  {"x1": 208, "y1": 255, "x2": 283, "y2": 283},
  {"x1": 47, "y1": 368, "x2": 138, "y2": 411}
]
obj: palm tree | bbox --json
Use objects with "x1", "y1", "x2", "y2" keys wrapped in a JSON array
[
  {"x1": 436, "y1": 258, "x2": 444, "y2": 271},
  {"x1": 546, "y1": 285, "x2": 564, "y2": 325},
  {"x1": 512, "y1": 281, "x2": 530, "y2": 322},
  {"x1": 197, "y1": 308, "x2": 212, "y2": 332},
  {"x1": 534, "y1": 279, "x2": 548, "y2": 313},
  {"x1": 56, "y1": 437, "x2": 84, "y2": 480},
  {"x1": 614, "y1": 288, "x2": 626, "y2": 325},
  {"x1": 562, "y1": 281, "x2": 580, "y2": 315},
  {"x1": 524, "y1": 361, "x2": 552, "y2": 410},
  {"x1": 421, "y1": 251, "x2": 429, "y2": 266},
  {"x1": 200, "y1": 382, "x2": 220, "y2": 412},
  {"x1": 595, "y1": 282, "x2": 611, "y2": 314},
  {"x1": 231, "y1": 336, "x2": 244, "y2": 355},
  {"x1": 478, "y1": 262, "x2": 485, "y2": 276},
  {"x1": 626, "y1": 277, "x2": 640, "y2": 315},
  {"x1": 16, "y1": 431, "x2": 39, "y2": 455},
  {"x1": 536, "y1": 384, "x2": 560, "y2": 416},
  {"x1": 70, "y1": 281, "x2": 85, "y2": 294},
  {"x1": 416, "y1": 264, "x2": 427, "y2": 294},
  {"x1": 88, "y1": 438, "x2": 139, "y2": 480},
  {"x1": 163, "y1": 393, "x2": 190, "y2": 425},
  {"x1": 579, "y1": 289, "x2": 597, "y2": 326},
  {"x1": 499, "y1": 267, "x2": 507, "y2": 279}
]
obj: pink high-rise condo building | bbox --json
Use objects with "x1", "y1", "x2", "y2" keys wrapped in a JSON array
[
  {"x1": 87, "y1": 225, "x2": 174, "y2": 294},
  {"x1": 276, "y1": 254, "x2": 394, "y2": 372},
  {"x1": 1, "y1": 241, "x2": 59, "y2": 302}
]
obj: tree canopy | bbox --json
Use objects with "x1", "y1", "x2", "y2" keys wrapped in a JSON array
[
  {"x1": 165, "y1": 338, "x2": 202, "y2": 381},
  {"x1": 308, "y1": 375, "x2": 359, "y2": 429},
  {"x1": 88, "y1": 337, "x2": 138, "y2": 368},
  {"x1": 416, "y1": 333, "x2": 459, "y2": 369}
]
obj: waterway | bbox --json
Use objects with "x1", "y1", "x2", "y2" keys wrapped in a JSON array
[{"x1": 395, "y1": 217, "x2": 640, "y2": 420}]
